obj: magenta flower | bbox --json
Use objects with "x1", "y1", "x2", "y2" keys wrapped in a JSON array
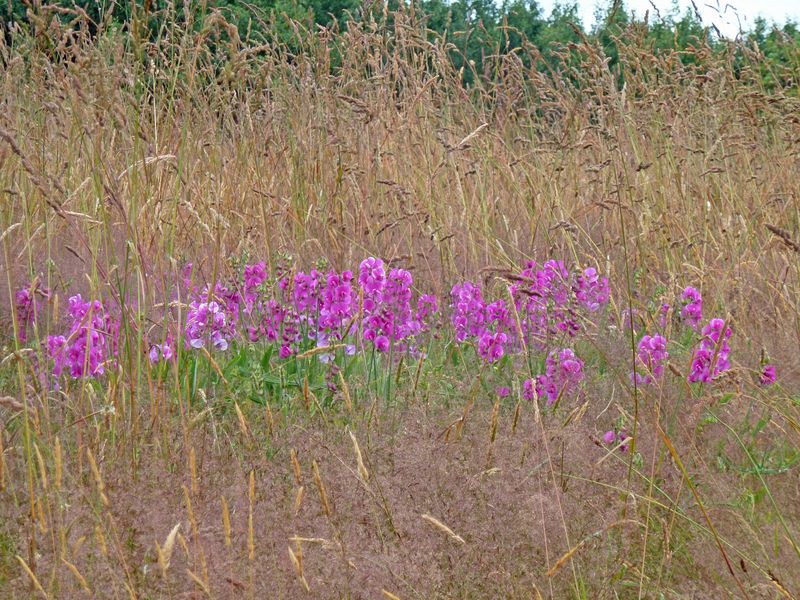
[
  {"x1": 450, "y1": 281, "x2": 486, "y2": 343},
  {"x1": 319, "y1": 270, "x2": 356, "y2": 338},
  {"x1": 478, "y1": 331, "x2": 507, "y2": 363},
  {"x1": 632, "y1": 334, "x2": 668, "y2": 385},
  {"x1": 149, "y1": 338, "x2": 174, "y2": 364},
  {"x1": 359, "y1": 257, "x2": 386, "y2": 296},
  {"x1": 14, "y1": 284, "x2": 47, "y2": 343},
  {"x1": 602, "y1": 430, "x2": 616, "y2": 444},
  {"x1": 522, "y1": 378, "x2": 536, "y2": 400},
  {"x1": 374, "y1": 335, "x2": 390, "y2": 353},
  {"x1": 680, "y1": 287, "x2": 702, "y2": 329},
  {"x1": 688, "y1": 318, "x2": 732, "y2": 383},
  {"x1": 759, "y1": 364, "x2": 776, "y2": 386},
  {"x1": 184, "y1": 288, "x2": 237, "y2": 352},
  {"x1": 658, "y1": 304, "x2": 670, "y2": 329},
  {"x1": 574, "y1": 267, "x2": 610, "y2": 312},
  {"x1": 496, "y1": 386, "x2": 510, "y2": 398},
  {"x1": 47, "y1": 294, "x2": 117, "y2": 379},
  {"x1": 536, "y1": 348, "x2": 584, "y2": 405},
  {"x1": 243, "y1": 261, "x2": 267, "y2": 312}
]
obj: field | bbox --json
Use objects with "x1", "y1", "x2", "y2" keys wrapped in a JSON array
[{"x1": 1, "y1": 6, "x2": 800, "y2": 599}]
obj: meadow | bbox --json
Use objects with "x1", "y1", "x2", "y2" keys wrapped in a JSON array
[{"x1": 1, "y1": 5, "x2": 800, "y2": 598}]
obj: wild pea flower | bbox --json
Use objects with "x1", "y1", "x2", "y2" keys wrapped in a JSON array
[
  {"x1": 680, "y1": 287, "x2": 702, "y2": 329},
  {"x1": 688, "y1": 318, "x2": 732, "y2": 383},
  {"x1": 602, "y1": 429, "x2": 630, "y2": 452},
  {"x1": 496, "y1": 386, "x2": 510, "y2": 398},
  {"x1": 293, "y1": 269, "x2": 323, "y2": 322},
  {"x1": 618, "y1": 430, "x2": 630, "y2": 452},
  {"x1": 450, "y1": 281, "x2": 486, "y2": 343},
  {"x1": 478, "y1": 331, "x2": 507, "y2": 363},
  {"x1": 522, "y1": 378, "x2": 536, "y2": 400},
  {"x1": 415, "y1": 294, "x2": 439, "y2": 332},
  {"x1": 603, "y1": 427, "x2": 631, "y2": 452},
  {"x1": 512, "y1": 260, "x2": 582, "y2": 347},
  {"x1": 359, "y1": 257, "x2": 386, "y2": 301},
  {"x1": 149, "y1": 338, "x2": 174, "y2": 364},
  {"x1": 319, "y1": 270, "x2": 356, "y2": 339},
  {"x1": 48, "y1": 294, "x2": 116, "y2": 378},
  {"x1": 185, "y1": 299, "x2": 233, "y2": 351},
  {"x1": 15, "y1": 283, "x2": 48, "y2": 343},
  {"x1": 632, "y1": 334, "x2": 668, "y2": 385},
  {"x1": 759, "y1": 364, "x2": 776, "y2": 386},
  {"x1": 383, "y1": 268, "x2": 414, "y2": 339},
  {"x1": 242, "y1": 261, "x2": 267, "y2": 312},
  {"x1": 181, "y1": 262, "x2": 194, "y2": 290},
  {"x1": 536, "y1": 348, "x2": 584, "y2": 405},
  {"x1": 247, "y1": 298, "x2": 284, "y2": 343},
  {"x1": 658, "y1": 303, "x2": 670, "y2": 329},
  {"x1": 537, "y1": 260, "x2": 579, "y2": 337},
  {"x1": 574, "y1": 267, "x2": 610, "y2": 312}
]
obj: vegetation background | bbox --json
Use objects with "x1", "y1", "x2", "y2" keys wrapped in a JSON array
[{"x1": 0, "y1": 0, "x2": 799, "y2": 598}]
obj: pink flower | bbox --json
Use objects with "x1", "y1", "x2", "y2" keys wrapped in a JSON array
[{"x1": 759, "y1": 364, "x2": 776, "y2": 386}]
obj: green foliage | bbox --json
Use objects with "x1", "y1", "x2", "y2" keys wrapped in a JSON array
[{"x1": 2, "y1": 0, "x2": 796, "y2": 84}]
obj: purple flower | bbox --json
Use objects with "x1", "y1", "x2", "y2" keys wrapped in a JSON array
[
  {"x1": 632, "y1": 334, "x2": 668, "y2": 385},
  {"x1": 658, "y1": 303, "x2": 670, "y2": 329},
  {"x1": 536, "y1": 348, "x2": 584, "y2": 405},
  {"x1": 496, "y1": 386, "x2": 510, "y2": 398},
  {"x1": 47, "y1": 294, "x2": 117, "y2": 379},
  {"x1": 319, "y1": 270, "x2": 356, "y2": 337},
  {"x1": 243, "y1": 261, "x2": 267, "y2": 312},
  {"x1": 14, "y1": 283, "x2": 48, "y2": 343},
  {"x1": 375, "y1": 335, "x2": 390, "y2": 353},
  {"x1": 688, "y1": 318, "x2": 732, "y2": 383},
  {"x1": 618, "y1": 429, "x2": 630, "y2": 452},
  {"x1": 359, "y1": 257, "x2": 386, "y2": 296},
  {"x1": 450, "y1": 281, "x2": 486, "y2": 343},
  {"x1": 182, "y1": 262, "x2": 194, "y2": 290},
  {"x1": 680, "y1": 287, "x2": 702, "y2": 329},
  {"x1": 416, "y1": 294, "x2": 439, "y2": 331},
  {"x1": 603, "y1": 430, "x2": 616, "y2": 444},
  {"x1": 759, "y1": 364, "x2": 776, "y2": 386},
  {"x1": 574, "y1": 267, "x2": 610, "y2": 312},
  {"x1": 478, "y1": 331, "x2": 507, "y2": 363},
  {"x1": 184, "y1": 287, "x2": 237, "y2": 352},
  {"x1": 522, "y1": 378, "x2": 536, "y2": 400}
]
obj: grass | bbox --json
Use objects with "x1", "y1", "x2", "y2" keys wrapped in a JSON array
[{"x1": 1, "y1": 6, "x2": 800, "y2": 598}]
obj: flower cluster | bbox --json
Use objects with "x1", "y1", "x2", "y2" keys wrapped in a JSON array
[
  {"x1": 149, "y1": 338, "x2": 174, "y2": 364},
  {"x1": 31, "y1": 257, "x2": 778, "y2": 398},
  {"x1": 602, "y1": 428, "x2": 630, "y2": 452},
  {"x1": 534, "y1": 348, "x2": 585, "y2": 405},
  {"x1": 243, "y1": 261, "x2": 267, "y2": 312},
  {"x1": 574, "y1": 267, "x2": 610, "y2": 312},
  {"x1": 358, "y1": 259, "x2": 434, "y2": 353},
  {"x1": 47, "y1": 294, "x2": 118, "y2": 379},
  {"x1": 14, "y1": 282, "x2": 49, "y2": 343},
  {"x1": 184, "y1": 285, "x2": 239, "y2": 351},
  {"x1": 632, "y1": 334, "x2": 668, "y2": 385},
  {"x1": 680, "y1": 287, "x2": 703, "y2": 329},
  {"x1": 688, "y1": 318, "x2": 732, "y2": 383},
  {"x1": 451, "y1": 261, "x2": 611, "y2": 364}
]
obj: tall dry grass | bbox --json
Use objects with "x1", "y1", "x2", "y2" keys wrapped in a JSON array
[{"x1": 1, "y1": 5, "x2": 799, "y2": 598}]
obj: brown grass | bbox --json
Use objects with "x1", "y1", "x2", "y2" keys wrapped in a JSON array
[{"x1": 1, "y1": 6, "x2": 800, "y2": 598}]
